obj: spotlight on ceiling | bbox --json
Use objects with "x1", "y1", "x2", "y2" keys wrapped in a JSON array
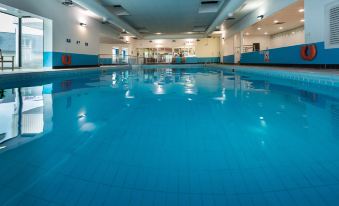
[{"x1": 257, "y1": 15, "x2": 264, "y2": 20}]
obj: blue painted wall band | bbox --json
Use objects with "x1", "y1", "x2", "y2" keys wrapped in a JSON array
[
  {"x1": 44, "y1": 52, "x2": 98, "y2": 67},
  {"x1": 240, "y1": 42, "x2": 339, "y2": 65}
]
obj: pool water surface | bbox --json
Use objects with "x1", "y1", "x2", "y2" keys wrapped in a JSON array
[{"x1": 0, "y1": 67, "x2": 339, "y2": 206}]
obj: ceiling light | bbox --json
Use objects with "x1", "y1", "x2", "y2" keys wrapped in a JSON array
[
  {"x1": 257, "y1": 15, "x2": 264, "y2": 20},
  {"x1": 274, "y1": 20, "x2": 279, "y2": 24},
  {"x1": 155, "y1": 32, "x2": 162, "y2": 35},
  {"x1": 257, "y1": 27, "x2": 262, "y2": 30},
  {"x1": 298, "y1": 9, "x2": 304, "y2": 13},
  {"x1": 245, "y1": 32, "x2": 250, "y2": 36},
  {"x1": 264, "y1": 32, "x2": 269, "y2": 35},
  {"x1": 0, "y1": 7, "x2": 7, "y2": 11},
  {"x1": 279, "y1": 27, "x2": 283, "y2": 30},
  {"x1": 300, "y1": 19, "x2": 304, "y2": 22}
]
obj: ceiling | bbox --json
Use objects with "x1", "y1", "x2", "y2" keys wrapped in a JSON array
[
  {"x1": 99, "y1": 0, "x2": 227, "y2": 35},
  {"x1": 222, "y1": 0, "x2": 265, "y2": 28},
  {"x1": 243, "y1": 0, "x2": 304, "y2": 36}
]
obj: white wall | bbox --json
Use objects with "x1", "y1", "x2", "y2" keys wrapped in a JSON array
[
  {"x1": 304, "y1": 0, "x2": 336, "y2": 44},
  {"x1": 223, "y1": 0, "x2": 297, "y2": 39},
  {"x1": 270, "y1": 27, "x2": 305, "y2": 49},
  {"x1": 221, "y1": 36, "x2": 234, "y2": 56},
  {"x1": 243, "y1": 35, "x2": 271, "y2": 51},
  {"x1": 0, "y1": 0, "x2": 119, "y2": 55}
]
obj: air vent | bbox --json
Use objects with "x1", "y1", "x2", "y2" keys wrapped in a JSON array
[
  {"x1": 108, "y1": 5, "x2": 130, "y2": 16},
  {"x1": 192, "y1": 26, "x2": 207, "y2": 32},
  {"x1": 326, "y1": 2, "x2": 339, "y2": 48},
  {"x1": 199, "y1": 0, "x2": 222, "y2": 13},
  {"x1": 62, "y1": 0, "x2": 74, "y2": 7}
]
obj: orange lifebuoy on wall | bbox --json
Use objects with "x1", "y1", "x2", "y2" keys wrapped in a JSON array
[
  {"x1": 62, "y1": 55, "x2": 72, "y2": 65},
  {"x1": 300, "y1": 45, "x2": 317, "y2": 61}
]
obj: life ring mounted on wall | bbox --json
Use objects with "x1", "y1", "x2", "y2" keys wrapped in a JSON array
[
  {"x1": 300, "y1": 44, "x2": 317, "y2": 61},
  {"x1": 62, "y1": 55, "x2": 72, "y2": 65}
]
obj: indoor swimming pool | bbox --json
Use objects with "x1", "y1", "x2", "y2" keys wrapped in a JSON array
[{"x1": 0, "y1": 67, "x2": 339, "y2": 206}]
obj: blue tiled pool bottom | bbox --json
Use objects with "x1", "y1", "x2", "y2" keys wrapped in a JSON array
[{"x1": 0, "y1": 67, "x2": 339, "y2": 206}]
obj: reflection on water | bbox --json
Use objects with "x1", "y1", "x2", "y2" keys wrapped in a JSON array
[
  {"x1": 0, "y1": 68, "x2": 338, "y2": 152},
  {"x1": 0, "y1": 85, "x2": 53, "y2": 150},
  {"x1": 0, "y1": 68, "x2": 339, "y2": 205}
]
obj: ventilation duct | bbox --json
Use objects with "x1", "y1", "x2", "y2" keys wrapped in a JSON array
[
  {"x1": 199, "y1": 1, "x2": 223, "y2": 13},
  {"x1": 326, "y1": 2, "x2": 339, "y2": 48}
]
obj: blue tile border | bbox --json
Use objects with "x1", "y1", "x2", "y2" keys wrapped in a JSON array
[
  {"x1": 0, "y1": 66, "x2": 130, "y2": 88},
  {"x1": 212, "y1": 65, "x2": 339, "y2": 87}
]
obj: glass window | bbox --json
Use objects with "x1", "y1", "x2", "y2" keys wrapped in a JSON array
[{"x1": 0, "y1": 12, "x2": 19, "y2": 67}]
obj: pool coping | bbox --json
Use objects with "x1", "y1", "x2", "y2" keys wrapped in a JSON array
[{"x1": 1, "y1": 64, "x2": 339, "y2": 88}]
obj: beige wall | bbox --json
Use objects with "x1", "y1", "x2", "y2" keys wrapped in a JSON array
[{"x1": 195, "y1": 38, "x2": 220, "y2": 57}]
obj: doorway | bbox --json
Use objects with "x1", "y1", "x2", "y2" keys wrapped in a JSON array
[{"x1": 0, "y1": 11, "x2": 44, "y2": 69}]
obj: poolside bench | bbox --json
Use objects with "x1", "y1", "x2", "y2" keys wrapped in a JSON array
[{"x1": 0, "y1": 49, "x2": 15, "y2": 71}]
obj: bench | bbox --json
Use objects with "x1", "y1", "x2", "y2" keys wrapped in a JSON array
[{"x1": 0, "y1": 49, "x2": 15, "y2": 71}]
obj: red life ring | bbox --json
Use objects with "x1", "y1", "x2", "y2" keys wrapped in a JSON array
[
  {"x1": 62, "y1": 55, "x2": 72, "y2": 65},
  {"x1": 300, "y1": 45, "x2": 317, "y2": 61}
]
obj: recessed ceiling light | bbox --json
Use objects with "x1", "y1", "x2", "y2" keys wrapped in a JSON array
[
  {"x1": 299, "y1": 9, "x2": 304, "y2": 13},
  {"x1": 0, "y1": 7, "x2": 7, "y2": 11},
  {"x1": 264, "y1": 32, "x2": 269, "y2": 35},
  {"x1": 274, "y1": 20, "x2": 279, "y2": 24},
  {"x1": 300, "y1": 19, "x2": 304, "y2": 22},
  {"x1": 155, "y1": 32, "x2": 162, "y2": 35},
  {"x1": 257, "y1": 27, "x2": 262, "y2": 30},
  {"x1": 245, "y1": 32, "x2": 250, "y2": 35},
  {"x1": 279, "y1": 27, "x2": 283, "y2": 30}
]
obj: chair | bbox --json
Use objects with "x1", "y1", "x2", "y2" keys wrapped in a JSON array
[{"x1": 0, "y1": 49, "x2": 15, "y2": 71}]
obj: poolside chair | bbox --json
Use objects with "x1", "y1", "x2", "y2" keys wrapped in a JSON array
[{"x1": 0, "y1": 49, "x2": 15, "y2": 71}]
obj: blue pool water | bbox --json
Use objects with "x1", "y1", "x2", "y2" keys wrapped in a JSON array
[{"x1": 0, "y1": 67, "x2": 339, "y2": 206}]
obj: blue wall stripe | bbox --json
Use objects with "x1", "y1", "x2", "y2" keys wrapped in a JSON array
[
  {"x1": 240, "y1": 42, "x2": 339, "y2": 65},
  {"x1": 175, "y1": 57, "x2": 220, "y2": 64},
  {"x1": 99, "y1": 58, "x2": 113, "y2": 65},
  {"x1": 44, "y1": 52, "x2": 98, "y2": 67},
  {"x1": 223, "y1": 55, "x2": 234, "y2": 64}
]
